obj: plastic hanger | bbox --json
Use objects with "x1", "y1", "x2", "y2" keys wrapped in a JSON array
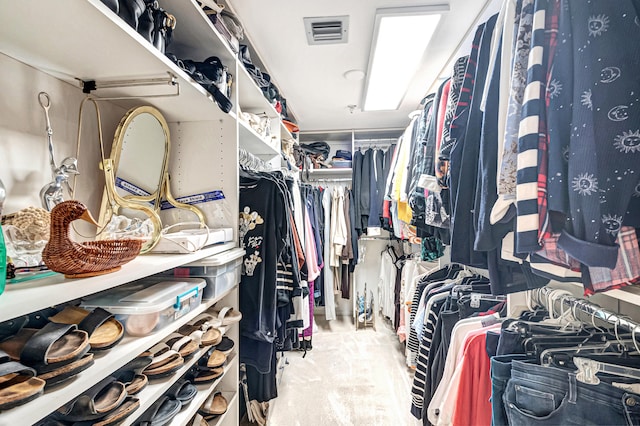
[{"x1": 574, "y1": 356, "x2": 640, "y2": 385}]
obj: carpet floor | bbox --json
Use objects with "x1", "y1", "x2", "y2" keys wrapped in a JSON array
[{"x1": 265, "y1": 315, "x2": 420, "y2": 426}]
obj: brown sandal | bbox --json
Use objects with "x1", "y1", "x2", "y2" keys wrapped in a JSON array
[
  {"x1": 0, "y1": 323, "x2": 90, "y2": 369},
  {"x1": 0, "y1": 351, "x2": 46, "y2": 410},
  {"x1": 198, "y1": 391, "x2": 227, "y2": 418},
  {"x1": 48, "y1": 306, "x2": 124, "y2": 350},
  {"x1": 206, "y1": 350, "x2": 227, "y2": 368},
  {"x1": 164, "y1": 333, "x2": 199, "y2": 359},
  {"x1": 143, "y1": 343, "x2": 184, "y2": 379},
  {"x1": 38, "y1": 353, "x2": 95, "y2": 388},
  {"x1": 178, "y1": 315, "x2": 222, "y2": 347}
]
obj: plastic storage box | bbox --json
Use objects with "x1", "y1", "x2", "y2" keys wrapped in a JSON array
[
  {"x1": 331, "y1": 160, "x2": 352, "y2": 168},
  {"x1": 81, "y1": 278, "x2": 206, "y2": 336},
  {"x1": 171, "y1": 248, "x2": 245, "y2": 300}
]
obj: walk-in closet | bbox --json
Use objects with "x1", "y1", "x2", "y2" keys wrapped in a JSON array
[{"x1": 0, "y1": 0, "x2": 639, "y2": 425}]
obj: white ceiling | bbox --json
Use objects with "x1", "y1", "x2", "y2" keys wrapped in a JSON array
[{"x1": 226, "y1": 0, "x2": 500, "y2": 133}]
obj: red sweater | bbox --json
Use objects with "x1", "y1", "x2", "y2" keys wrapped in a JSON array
[{"x1": 451, "y1": 331, "x2": 493, "y2": 426}]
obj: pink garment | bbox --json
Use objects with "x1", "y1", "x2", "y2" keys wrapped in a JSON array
[
  {"x1": 397, "y1": 304, "x2": 407, "y2": 343},
  {"x1": 302, "y1": 280, "x2": 314, "y2": 338},
  {"x1": 436, "y1": 324, "x2": 501, "y2": 426},
  {"x1": 304, "y1": 206, "x2": 321, "y2": 282}
]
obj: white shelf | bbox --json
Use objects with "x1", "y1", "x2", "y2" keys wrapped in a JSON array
[
  {"x1": 165, "y1": 0, "x2": 237, "y2": 67},
  {"x1": 208, "y1": 391, "x2": 239, "y2": 426},
  {"x1": 236, "y1": 64, "x2": 279, "y2": 117},
  {"x1": 0, "y1": 0, "x2": 230, "y2": 123},
  {"x1": 602, "y1": 286, "x2": 640, "y2": 306},
  {"x1": 281, "y1": 122, "x2": 295, "y2": 141},
  {"x1": 0, "y1": 242, "x2": 236, "y2": 323},
  {"x1": 172, "y1": 356, "x2": 239, "y2": 426},
  {"x1": 562, "y1": 281, "x2": 640, "y2": 306},
  {"x1": 0, "y1": 289, "x2": 238, "y2": 426},
  {"x1": 124, "y1": 351, "x2": 238, "y2": 426},
  {"x1": 238, "y1": 120, "x2": 279, "y2": 157}
]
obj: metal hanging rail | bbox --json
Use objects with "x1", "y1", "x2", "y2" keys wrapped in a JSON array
[
  {"x1": 531, "y1": 287, "x2": 640, "y2": 337},
  {"x1": 77, "y1": 72, "x2": 180, "y2": 100}
]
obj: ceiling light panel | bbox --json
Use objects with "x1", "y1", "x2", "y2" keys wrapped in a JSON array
[{"x1": 363, "y1": 5, "x2": 448, "y2": 111}]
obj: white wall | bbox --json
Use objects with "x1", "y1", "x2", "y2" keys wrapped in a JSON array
[{"x1": 0, "y1": 52, "x2": 126, "y2": 216}]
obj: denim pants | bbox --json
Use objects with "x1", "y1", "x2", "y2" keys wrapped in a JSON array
[
  {"x1": 490, "y1": 355, "x2": 530, "y2": 426},
  {"x1": 504, "y1": 360, "x2": 640, "y2": 425}
]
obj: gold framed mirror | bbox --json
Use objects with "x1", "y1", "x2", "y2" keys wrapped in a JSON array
[{"x1": 99, "y1": 106, "x2": 205, "y2": 253}]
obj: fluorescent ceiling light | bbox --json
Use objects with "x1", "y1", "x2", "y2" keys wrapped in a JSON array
[{"x1": 363, "y1": 6, "x2": 447, "y2": 111}]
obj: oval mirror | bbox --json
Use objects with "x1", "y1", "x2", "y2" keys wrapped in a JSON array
[
  {"x1": 116, "y1": 109, "x2": 167, "y2": 198},
  {"x1": 99, "y1": 106, "x2": 168, "y2": 253},
  {"x1": 99, "y1": 106, "x2": 205, "y2": 253}
]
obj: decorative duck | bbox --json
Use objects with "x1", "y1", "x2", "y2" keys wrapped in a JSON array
[{"x1": 42, "y1": 200, "x2": 143, "y2": 278}]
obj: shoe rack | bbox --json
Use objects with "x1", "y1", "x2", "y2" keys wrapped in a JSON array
[{"x1": 0, "y1": 0, "x2": 293, "y2": 424}]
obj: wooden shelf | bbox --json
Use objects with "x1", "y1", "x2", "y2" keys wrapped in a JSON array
[
  {"x1": 0, "y1": 0, "x2": 230, "y2": 123},
  {"x1": 0, "y1": 288, "x2": 238, "y2": 426},
  {"x1": 0, "y1": 242, "x2": 236, "y2": 323}
]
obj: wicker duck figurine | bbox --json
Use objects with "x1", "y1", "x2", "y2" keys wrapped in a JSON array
[{"x1": 43, "y1": 200, "x2": 143, "y2": 278}]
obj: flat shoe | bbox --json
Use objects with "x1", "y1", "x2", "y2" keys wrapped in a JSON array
[
  {"x1": 72, "y1": 396, "x2": 140, "y2": 426},
  {"x1": 178, "y1": 315, "x2": 222, "y2": 347},
  {"x1": 138, "y1": 395, "x2": 181, "y2": 426},
  {"x1": 113, "y1": 369, "x2": 148, "y2": 395},
  {"x1": 113, "y1": 353, "x2": 152, "y2": 395},
  {"x1": 0, "y1": 316, "x2": 28, "y2": 342},
  {"x1": 208, "y1": 307, "x2": 242, "y2": 326},
  {"x1": 164, "y1": 333, "x2": 199, "y2": 359},
  {"x1": 166, "y1": 379, "x2": 197, "y2": 408},
  {"x1": 38, "y1": 353, "x2": 95, "y2": 388},
  {"x1": 0, "y1": 350, "x2": 46, "y2": 410},
  {"x1": 0, "y1": 323, "x2": 90, "y2": 371},
  {"x1": 198, "y1": 391, "x2": 227, "y2": 417},
  {"x1": 216, "y1": 337, "x2": 234, "y2": 355},
  {"x1": 188, "y1": 365, "x2": 223, "y2": 384},
  {"x1": 206, "y1": 350, "x2": 226, "y2": 368},
  {"x1": 143, "y1": 343, "x2": 183, "y2": 379},
  {"x1": 49, "y1": 306, "x2": 124, "y2": 351},
  {"x1": 53, "y1": 376, "x2": 126, "y2": 422},
  {"x1": 190, "y1": 413, "x2": 209, "y2": 426}
]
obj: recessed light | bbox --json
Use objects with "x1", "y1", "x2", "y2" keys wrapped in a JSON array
[{"x1": 344, "y1": 69, "x2": 365, "y2": 81}]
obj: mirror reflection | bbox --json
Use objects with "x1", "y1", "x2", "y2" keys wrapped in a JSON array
[{"x1": 116, "y1": 112, "x2": 166, "y2": 198}]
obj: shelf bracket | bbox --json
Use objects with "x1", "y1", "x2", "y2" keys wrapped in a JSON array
[{"x1": 78, "y1": 72, "x2": 180, "y2": 100}]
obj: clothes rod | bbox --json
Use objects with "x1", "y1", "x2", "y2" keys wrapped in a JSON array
[
  {"x1": 78, "y1": 73, "x2": 180, "y2": 99},
  {"x1": 305, "y1": 178, "x2": 352, "y2": 182},
  {"x1": 533, "y1": 287, "x2": 640, "y2": 336}
]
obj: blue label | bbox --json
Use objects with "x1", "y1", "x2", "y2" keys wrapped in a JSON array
[
  {"x1": 115, "y1": 177, "x2": 152, "y2": 197},
  {"x1": 160, "y1": 190, "x2": 226, "y2": 210}
]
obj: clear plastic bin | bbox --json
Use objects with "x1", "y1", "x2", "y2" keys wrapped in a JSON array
[
  {"x1": 81, "y1": 278, "x2": 206, "y2": 336},
  {"x1": 171, "y1": 248, "x2": 245, "y2": 300}
]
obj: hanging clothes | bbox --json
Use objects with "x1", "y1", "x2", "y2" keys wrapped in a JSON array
[{"x1": 322, "y1": 187, "x2": 337, "y2": 320}]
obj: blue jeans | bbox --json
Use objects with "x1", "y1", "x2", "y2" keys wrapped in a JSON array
[
  {"x1": 504, "y1": 360, "x2": 640, "y2": 425},
  {"x1": 490, "y1": 355, "x2": 530, "y2": 426}
]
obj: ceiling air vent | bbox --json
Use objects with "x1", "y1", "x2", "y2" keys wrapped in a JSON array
[{"x1": 304, "y1": 16, "x2": 349, "y2": 45}]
